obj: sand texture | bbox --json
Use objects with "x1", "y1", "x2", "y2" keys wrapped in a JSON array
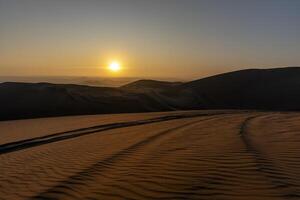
[{"x1": 1, "y1": 110, "x2": 300, "y2": 199}]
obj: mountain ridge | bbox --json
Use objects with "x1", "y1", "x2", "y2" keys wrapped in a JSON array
[{"x1": 1, "y1": 67, "x2": 300, "y2": 120}]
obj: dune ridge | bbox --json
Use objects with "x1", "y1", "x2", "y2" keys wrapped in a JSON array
[{"x1": 2, "y1": 67, "x2": 300, "y2": 121}]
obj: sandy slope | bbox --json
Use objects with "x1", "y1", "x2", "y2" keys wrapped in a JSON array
[{"x1": 1, "y1": 110, "x2": 300, "y2": 199}]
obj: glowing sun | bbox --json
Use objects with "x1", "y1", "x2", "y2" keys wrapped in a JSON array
[{"x1": 108, "y1": 61, "x2": 121, "y2": 72}]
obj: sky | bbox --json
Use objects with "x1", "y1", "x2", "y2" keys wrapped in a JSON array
[{"x1": 1, "y1": 0, "x2": 300, "y2": 79}]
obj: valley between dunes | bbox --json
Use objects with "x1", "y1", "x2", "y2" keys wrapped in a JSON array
[{"x1": 1, "y1": 110, "x2": 300, "y2": 199}]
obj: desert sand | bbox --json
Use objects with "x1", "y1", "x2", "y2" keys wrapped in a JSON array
[{"x1": 1, "y1": 110, "x2": 300, "y2": 199}]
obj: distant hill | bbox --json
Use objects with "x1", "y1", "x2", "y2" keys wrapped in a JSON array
[
  {"x1": 0, "y1": 82, "x2": 170, "y2": 120},
  {"x1": 1, "y1": 67, "x2": 300, "y2": 120},
  {"x1": 0, "y1": 76, "x2": 139, "y2": 87},
  {"x1": 121, "y1": 80, "x2": 182, "y2": 92}
]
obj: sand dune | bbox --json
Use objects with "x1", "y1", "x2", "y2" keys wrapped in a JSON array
[
  {"x1": 1, "y1": 110, "x2": 300, "y2": 199},
  {"x1": 3, "y1": 67, "x2": 300, "y2": 121}
]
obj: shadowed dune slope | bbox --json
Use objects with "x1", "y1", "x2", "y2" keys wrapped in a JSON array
[
  {"x1": 177, "y1": 67, "x2": 300, "y2": 110},
  {"x1": 123, "y1": 67, "x2": 300, "y2": 110},
  {"x1": 2, "y1": 67, "x2": 300, "y2": 120},
  {"x1": 1, "y1": 110, "x2": 300, "y2": 199},
  {"x1": 0, "y1": 82, "x2": 170, "y2": 120}
]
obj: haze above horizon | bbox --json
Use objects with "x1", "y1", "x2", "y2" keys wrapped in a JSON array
[{"x1": 1, "y1": 0, "x2": 300, "y2": 78}]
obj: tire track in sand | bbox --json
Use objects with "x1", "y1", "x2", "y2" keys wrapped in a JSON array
[
  {"x1": 240, "y1": 116, "x2": 300, "y2": 199},
  {"x1": 0, "y1": 112, "x2": 232, "y2": 155},
  {"x1": 31, "y1": 116, "x2": 215, "y2": 200}
]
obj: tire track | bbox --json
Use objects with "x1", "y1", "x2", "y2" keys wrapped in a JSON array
[
  {"x1": 4, "y1": 112, "x2": 298, "y2": 199},
  {"x1": 240, "y1": 115, "x2": 300, "y2": 199},
  {"x1": 0, "y1": 112, "x2": 233, "y2": 155},
  {"x1": 30, "y1": 117, "x2": 214, "y2": 200}
]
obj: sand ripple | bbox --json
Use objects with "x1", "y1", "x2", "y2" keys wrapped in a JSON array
[{"x1": 1, "y1": 111, "x2": 300, "y2": 199}]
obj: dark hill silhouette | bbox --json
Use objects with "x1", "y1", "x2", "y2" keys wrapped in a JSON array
[
  {"x1": 177, "y1": 67, "x2": 300, "y2": 110},
  {"x1": 0, "y1": 82, "x2": 170, "y2": 120},
  {"x1": 1, "y1": 67, "x2": 300, "y2": 120},
  {"x1": 122, "y1": 80, "x2": 181, "y2": 92}
]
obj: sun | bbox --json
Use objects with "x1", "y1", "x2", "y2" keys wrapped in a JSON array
[{"x1": 108, "y1": 61, "x2": 121, "y2": 72}]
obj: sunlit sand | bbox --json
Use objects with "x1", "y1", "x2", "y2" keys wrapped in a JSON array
[{"x1": 1, "y1": 110, "x2": 300, "y2": 199}]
